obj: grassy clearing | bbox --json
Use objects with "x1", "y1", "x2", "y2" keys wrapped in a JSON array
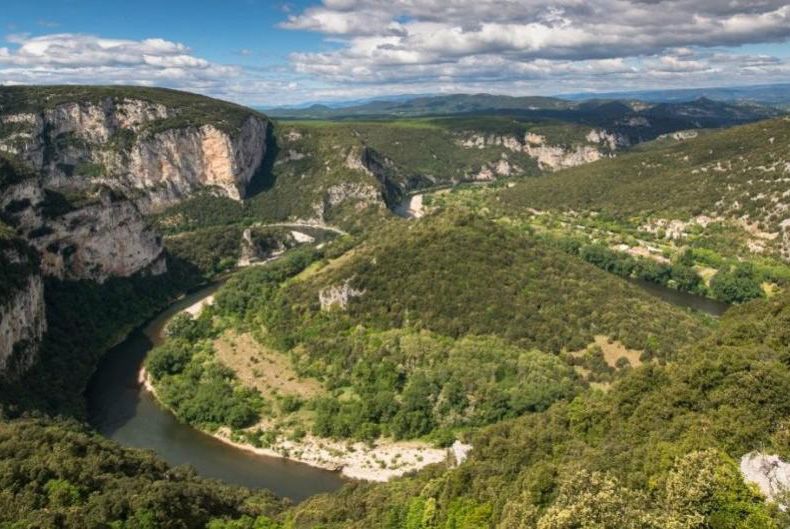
[{"x1": 213, "y1": 330, "x2": 323, "y2": 399}]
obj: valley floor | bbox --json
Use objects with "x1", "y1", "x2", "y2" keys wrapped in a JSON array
[
  {"x1": 142, "y1": 293, "x2": 468, "y2": 482},
  {"x1": 140, "y1": 367, "x2": 462, "y2": 482}
]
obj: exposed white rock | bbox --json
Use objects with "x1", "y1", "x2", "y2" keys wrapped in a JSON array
[
  {"x1": 658, "y1": 130, "x2": 699, "y2": 142},
  {"x1": 0, "y1": 274, "x2": 46, "y2": 371},
  {"x1": 238, "y1": 227, "x2": 257, "y2": 267},
  {"x1": 312, "y1": 182, "x2": 382, "y2": 220},
  {"x1": 450, "y1": 440, "x2": 473, "y2": 466},
  {"x1": 740, "y1": 452, "x2": 790, "y2": 507},
  {"x1": 457, "y1": 129, "x2": 623, "y2": 172},
  {"x1": 124, "y1": 116, "x2": 267, "y2": 205},
  {"x1": 319, "y1": 278, "x2": 365, "y2": 311},
  {"x1": 585, "y1": 129, "x2": 628, "y2": 150},
  {"x1": 344, "y1": 147, "x2": 373, "y2": 176},
  {"x1": 291, "y1": 230, "x2": 315, "y2": 243},
  {"x1": 285, "y1": 130, "x2": 303, "y2": 141},
  {"x1": 523, "y1": 136, "x2": 604, "y2": 171},
  {"x1": 0, "y1": 99, "x2": 269, "y2": 211}
]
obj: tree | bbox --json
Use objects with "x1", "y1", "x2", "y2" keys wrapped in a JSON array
[
  {"x1": 710, "y1": 264, "x2": 763, "y2": 304},
  {"x1": 537, "y1": 471, "x2": 666, "y2": 529},
  {"x1": 664, "y1": 450, "x2": 777, "y2": 529}
]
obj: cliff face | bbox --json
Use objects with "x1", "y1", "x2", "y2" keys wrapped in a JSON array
[
  {"x1": 2, "y1": 183, "x2": 165, "y2": 281},
  {"x1": 0, "y1": 274, "x2": 46, "y2": 372},
  {"x1": 0, "y1": 88, "x2": 270, "y2": 372},
  {"x1": 459, "y1": 128, "x2": 629, "y2": 171},
  {"x1": 0, "y1": 237, "x2": 45, "y2": 373},
  {"x1": 0, "y1": 98, "x2": 268, "y2": 211}
]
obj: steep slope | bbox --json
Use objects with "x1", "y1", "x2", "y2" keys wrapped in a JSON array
[
  {"x1": 156, "y1": 116, "x2": 629, "y2": 235},
  {"x1": 143, "y1": 215, "x2": 712, "y2": 452},
  {"x1": 0, "y1": 86, "x2": 271, "y2": 371},
  {"x1": 497, "y1": 117, "x2": 790, "y2": 261},
  {"x1": 273, "y1": 215, "x2": 707, "y2": 357},
  {"x1": 0, "y1": 231, "x2": 44, "y2": 373},
  {"x1": 290, "y1": 289, "x2": 790, "y2": 529},
  {"x1": 0, "y1": 85, "x2": 270, "y2": 207}
]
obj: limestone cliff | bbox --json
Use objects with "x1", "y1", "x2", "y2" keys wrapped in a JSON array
[
  {"x1": 0, "y1": 97, "x2": 269, "y2": 211},
  {"x1": 0, "y1": 274, "x2": 46, "y2": 372},
  {"x1": 459, "y1": 128, "x2": 628, "y2": 171},
  {"x1": 2, "y1": 180, "x2": 165, "y2": 282},
  {"x1": 0, "y1": 237, "x2": 45, "y2": 373},
  {"x1": 0, "y1": 87, "x2": 270, "y2": 372}
]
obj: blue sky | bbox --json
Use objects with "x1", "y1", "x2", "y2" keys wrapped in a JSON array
[
  {"x1": 2, "y1": 1, "x2": 322, "y2": 66},
  {"x1": 1, "y1": 1, "x2": 789, "y2": 105}
]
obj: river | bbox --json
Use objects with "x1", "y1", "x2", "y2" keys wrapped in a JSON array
[
  {"x1": 86, "y1": 281, "x2": 346, "y2": 502},
  {"x1": 85, "y1": 246, "x2": 726, "y2": 502},
  {"x1": 630, "y1": 278, "x2": 729, "y2": 317}
]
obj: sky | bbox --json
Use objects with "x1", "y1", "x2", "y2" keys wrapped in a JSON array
[{"x1": 0, "y1": 0, "x2": 789, "y2": 106}]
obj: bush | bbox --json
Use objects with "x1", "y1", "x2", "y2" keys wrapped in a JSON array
[{"x1": 711, "y1": 263, "x2": 764, "y2": 303}]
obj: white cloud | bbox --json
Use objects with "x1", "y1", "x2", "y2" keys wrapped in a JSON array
[
  {"x1": 0, "y1": 33, "x2": 243, "y2": 91},
  {"x1": 1, "y1": 2, "x2": 789, "y2": 106},
  {"x1": 281, "y1": 0, "x2": 790, "y2": 93}
]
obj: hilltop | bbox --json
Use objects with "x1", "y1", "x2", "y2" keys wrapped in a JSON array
[
  {"x1": 263, "y1": 92, "x2": 781, "y2": 132},
  {"x1": 144, "y1": 214, "x2": 710, "y2": 460}
]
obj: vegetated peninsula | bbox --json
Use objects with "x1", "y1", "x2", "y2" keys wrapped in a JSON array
[
  {"x1": 1, "y1": 84, "x2": 789, "y2": 529},
  {"x1": 142, "y1": 214, "x2": 708, "y2": 480}
]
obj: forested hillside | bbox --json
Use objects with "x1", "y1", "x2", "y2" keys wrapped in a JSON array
[
  {"x1": 498, "y1": 117, "x2": 790, "y2": 234},
  {"x1": 146, "y1": 214, "x2": 710, "y2": 454},
  {"x1": 1, "y1": 84, "x2": 789, "y2": 529},
  {"x1": 287, "y1": 289, "x2": 790, "y2": 528}
]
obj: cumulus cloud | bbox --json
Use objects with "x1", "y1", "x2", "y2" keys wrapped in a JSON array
[
  {"x1": 281, "y1": 0, "x2": 790, "y2": 93},
  {"x1": 0, "y1": 34, "x2": 251, "y2": 95},
  {"x1": 1, "y1": 2, "x2": 789, "y2": 105},
  {"x1": 0, "y1": 33, "x2": 337, "y2": 106}
]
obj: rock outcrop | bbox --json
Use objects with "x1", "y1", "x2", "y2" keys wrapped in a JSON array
[
  {"x1": 740, "y1": 452, "x2": 790, "y2": 506},
  {"x1": 0, "y1": 273, "x2": 46, "y2": 372},
  {"x1": 0, "y1": 89, "x2": 270, "y2": 372},
  {"x1": 0, "y1": 237, "x2": 46, "y2": 373},
  {"x1": 0, "y1": 98, "x2": 269, "y2": 212},
  {"x1": 458, "y1": 128, "x2": 629, "y2": 171},
  {"x1": 319, "y1": 279, "x2": 365, "y2": 311},
  {"x1": 2, "y1": 183, "x2": 164, "y2": 282}
]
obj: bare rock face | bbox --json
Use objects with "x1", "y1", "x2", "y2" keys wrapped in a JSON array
[
  {"x1": 740, "y1": 452, "x2": 790, "y2": 506},
  {"x1": 0, "y1": 98, "x2": 269, "y2": 212},
  {"x1": 319, "y1": 279, "x2": 365, "y2": 311},
  {"x1": 1, "y1": 184, "x2": 165, "y2": 282},
  {"x1": 458, "y1": 128, "x2": 628, "y2": 172},
  {"x1": 523, "y1": 132, "x2": 607, "y2": 171},
  {"x1": 0, "y1": 271, "x2": 46, "y2": 373},
  {"x1": 125, "y1": 116, "x2": 268, "y2": 207},
  {"x1": 0, "y1": 93, "x2": 269, "y2": 373}
]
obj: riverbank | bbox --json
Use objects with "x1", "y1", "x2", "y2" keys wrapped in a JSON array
[
  {"x1": 140, "y1": 366, "x2": 463, "y2": 481},
  {"x1": 141, "y1": 289, "x2": 471, "y2": 482}
]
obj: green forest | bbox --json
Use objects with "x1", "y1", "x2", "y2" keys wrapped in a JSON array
[{"x1": 1, "y1": 84, "x2": 790, "y2": 529}]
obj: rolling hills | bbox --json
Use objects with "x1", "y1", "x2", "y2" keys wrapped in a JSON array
[{"x1": 1, "y1": 84, "x2": 790, "y2": 529}]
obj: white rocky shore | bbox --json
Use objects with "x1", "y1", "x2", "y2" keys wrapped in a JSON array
[
  {"x1": 141, "y1": 364, "x2": 471, "y2": 481},
  {"x1": 140, "y1": 295, "x2": 473, "y2": 482}
]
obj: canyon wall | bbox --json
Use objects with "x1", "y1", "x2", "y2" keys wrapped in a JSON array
[{"x1": 0, "y1": 90, "x2": 270, "y2": 371}]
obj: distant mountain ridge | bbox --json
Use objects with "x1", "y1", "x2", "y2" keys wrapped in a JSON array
[
  {"x1": 559, "y1": 83, "x2": 790, "y2": 105},
  {"x1": 262, "y1": 91, "x2": 783, "y2": 126}
]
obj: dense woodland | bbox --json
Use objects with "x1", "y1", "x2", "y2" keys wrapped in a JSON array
[
  {"x1": 1, "y1": 84, "x2": 790, "y2": 529},
  {"x1": 147, "y1": 215, "x2": 712, "y2": 448}
]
